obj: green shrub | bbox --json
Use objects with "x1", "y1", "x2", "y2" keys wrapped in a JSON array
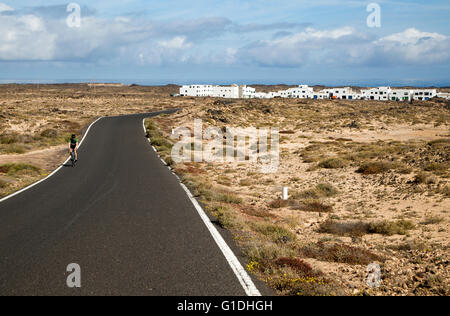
[
  {"x1": 368, "y1": 219, "x2": 415, "y2": 236},
  {"x1": 253, "y1": 223, "x2": 296, "y2": 243},
  {"x1": 315, "y1": 183, "x2": 339, "y2": 197},
  {"x1": 292, "y1": 183, "x2": 339, "y2": 200},
  {"x1": 0, "y1": 163, "x2": 41, "y2": 176},
  {"x1": 318, "y1": 158, "x2": 346, "y2": 169},
  {"x1": 208, "y1": 205, "x2": 234, "y2": 229},
  {"x1": 211, "y1": 192, "x2": 243, "y2": 204}
]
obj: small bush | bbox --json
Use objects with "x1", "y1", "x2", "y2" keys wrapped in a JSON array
[
  {"x1": 0, "y1": 179, "x2": 7, "y2": 189},
  {"x1": 275, "y1": 258, "x2": 318, "y2": 277},
  {"x1": 208, "y1": 205, "x2": 234, "y2": 229},
  {"x1": 3, "y1": 144, "x2": 27, "y2": 154},
  {"x1": 318, "y1": 158, "x2": 346, "y2": 169},
  {"x1": 253, "y1": 223, "x2": 296, "y2": 244},
  {"x1": 368, "y1": 219, "x2": 415, "y2": 236},
  {"x1": 299, "y1": 243, "x2": 385, "y2": 265},
  {"x1": 293, "y1": 183, "x2": 339, "y2": 200},
  {"x1": 423, "y1": 162, "x2": 448, "y2": 174},
  {"x1": 40, "y1": 129, "x2": 59, "y2": 138},
  {"x1": 269, "y1": 199, "x2": 289, "y2": 209},
  {"x1": 298, "y1": 200, "x2": 332, "y2": 213},
  {"x1": 0, "y1": 163, "x2": 41, "y2": 176},
  {"x1": 421, "y1": 215, "x2": 444, "y2": 225},
  {"x1": 151, "y1": 137, "x2": 172, "y2": 151},
  {"x1": 319, "y1": 219, "x2": 414, "y2": 236},
  {"x1": 315, "y1": 183, "x2": 339, "y2": 197},
  {"x1": 413, "y1": 172, "x2": 435, "y2": 184},
  {"x1": 356, "y1": 161, "x2": 393, "y2": 175},
  {"x1": 212, "y1": 192, "x2": 243, "y2": 204},
  {"x1": 318, "y1": 220, "x2": 370, "y2": 237}
]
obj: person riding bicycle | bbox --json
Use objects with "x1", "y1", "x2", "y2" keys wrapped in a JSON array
[{"x1": 69, "y1": 134, "x2": 78, "y2": 162}]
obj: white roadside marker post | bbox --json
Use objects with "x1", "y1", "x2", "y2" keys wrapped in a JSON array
[{"x1": 282, "y1": 187, "x2": 289, "y2": 200}]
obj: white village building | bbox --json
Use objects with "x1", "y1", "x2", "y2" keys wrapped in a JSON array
[
  {"x1": 437, "y1": 92, "x2": 450, "y2": 100},
  {"x1": 411, "y1": 89, "x2": 438, "y2": 101},
  {"x1": 180, "y1": 84, "x2": 446, "y2": 102},
  {"x1": 361, "y1": 86, "x2": 391, "y2": 101},
  {"x1": 320, "y1": 87, "x2": 354, "y2": 100},
  {"x1": 179, "y1": 84, "x2": 256, "y2": 99},
  {"x1": 389, "y1": 89, "x2": 413, "y2": 102}
]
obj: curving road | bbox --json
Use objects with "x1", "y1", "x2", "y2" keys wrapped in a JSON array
[{"x1": 0, "y1": 110, "x2": 268, "y2": 296}]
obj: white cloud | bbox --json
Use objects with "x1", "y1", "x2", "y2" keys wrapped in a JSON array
[
  {"x1": 0, "y1": 5, "x2": 448, "y2": 70},
  {"x1": 237, "y1": 26, "x2": 450, "y2": 67},
  {"x1": 0, "y1": 15, "x2": 56, "y2": 60},
  {"x1": 0, "y1": 3, "x2": 14, "y2": 13},
  {"x1": 158, "y1": 36, "x2": 192, "y2": 50},
  {"x1": 369, "y1": 28, "x2": 450, "y2": 65}
]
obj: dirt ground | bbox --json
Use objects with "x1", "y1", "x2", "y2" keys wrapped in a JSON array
[
  {"x1": 1, "y1": 84, "x2": 449, "y2": 296},
  {"x1": 146, "y1": 95, "x2": 449, "y2": 296}
]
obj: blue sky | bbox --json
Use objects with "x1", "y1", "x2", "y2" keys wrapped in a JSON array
[{"x1": 0, "y1": 0, "x2": 449, "y2": 85}]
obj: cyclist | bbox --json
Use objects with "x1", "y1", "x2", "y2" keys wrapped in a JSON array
[{"x1": 69, "y1": 134, "x2": 78, "y2": 162}]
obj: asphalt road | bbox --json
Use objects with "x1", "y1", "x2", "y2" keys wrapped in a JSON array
[{"x1": 0, "y1": 110, "x2": 268, "y2": 296}]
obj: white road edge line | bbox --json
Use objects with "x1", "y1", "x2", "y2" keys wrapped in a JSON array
[
  {"x1": 0, "y1": 116, "x2": 104, "y2": 204},
  {"x1": 142, "y1": 119, "x2": 261, "y2": 297}
]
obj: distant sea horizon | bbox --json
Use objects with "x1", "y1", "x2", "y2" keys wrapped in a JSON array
[{"x1": 0, "y1": 79, "x2": 448, "y2": 88}]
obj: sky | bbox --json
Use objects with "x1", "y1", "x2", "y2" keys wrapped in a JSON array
[{"x1": 0, "y1": 0, "x2": 449, "y2": 86}]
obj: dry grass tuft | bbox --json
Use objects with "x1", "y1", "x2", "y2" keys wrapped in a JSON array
[
  {"x1": 299, "y1": 242, "x2": 385, "y2": 265},
  {"x1": 356, "y1": 161, "x2": 393, "y2": 175}
]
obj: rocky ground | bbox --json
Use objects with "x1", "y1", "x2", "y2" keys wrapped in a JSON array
[{"x1": 146, "y1": 95, "x2": 449, "y2": 296}]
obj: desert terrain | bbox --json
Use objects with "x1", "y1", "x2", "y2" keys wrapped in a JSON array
[
  {"x1": 1, "y1": 84, "x2": 448, "y2": 296},
  {"x1": 145, "y1": 93, "x2": 449, "y2": 296}
]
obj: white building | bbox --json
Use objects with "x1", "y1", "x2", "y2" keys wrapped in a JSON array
[
  {"x1": 437, "y1": 93, "x2": 450, "y2": 100},
  {"x1": 180, "y1": 84, "x2": 444, "y2": 102},
  {"x1": 389, "y1": 89, "x2": 413, "y2": 102},
  {"x1": 179, "y1": 84, "x2": 256, "y2": 99},
  {"x1": 361, "y1": 87, "x2": 391, "y2": 101},
  {"x1": 275, "y1": 85, "x2": 315, "y2": 99},
  {"x1": 241, "y1": 86, "x2": 256, "y2": 98},
  {"x1": 320, "y1": 87, "x2": 354, "y2": 99},
  {"x1": 311, "y1": 92, "x2": 329, "y2": 100},
  {"x1": 411, "y1": 89, "x2": 437, "y2": 101}
]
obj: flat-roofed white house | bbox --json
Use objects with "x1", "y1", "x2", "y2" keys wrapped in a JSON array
[
  {"x1": 411, "y1": 89, "x2": 437, "y2": 101},
  {"x1": 320, "y1": 87, "x2": 354, "y2": 99},
  {"x1": 361, "y1": 87, "x2": 391, "y2": 101},
  {"x1": 437, "y1": 92, "x2": 450, "y2": 100},
  {"x1": 241, "y1": 86, "x2": 256, "y2": 98},
  {"x1": 179, "y1": 84, "x2": 256, "y2": 99},
  {"x1": 389, "y1": 89, "x2": 413, "y2": 102},
  {"x1": 275, "y1": 85, "x2": 314, "y2": 99}
]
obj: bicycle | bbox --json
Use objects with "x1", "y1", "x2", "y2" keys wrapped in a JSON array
[{"x1": 70, "y1": 150, "x2": 76, "y2": 167}]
